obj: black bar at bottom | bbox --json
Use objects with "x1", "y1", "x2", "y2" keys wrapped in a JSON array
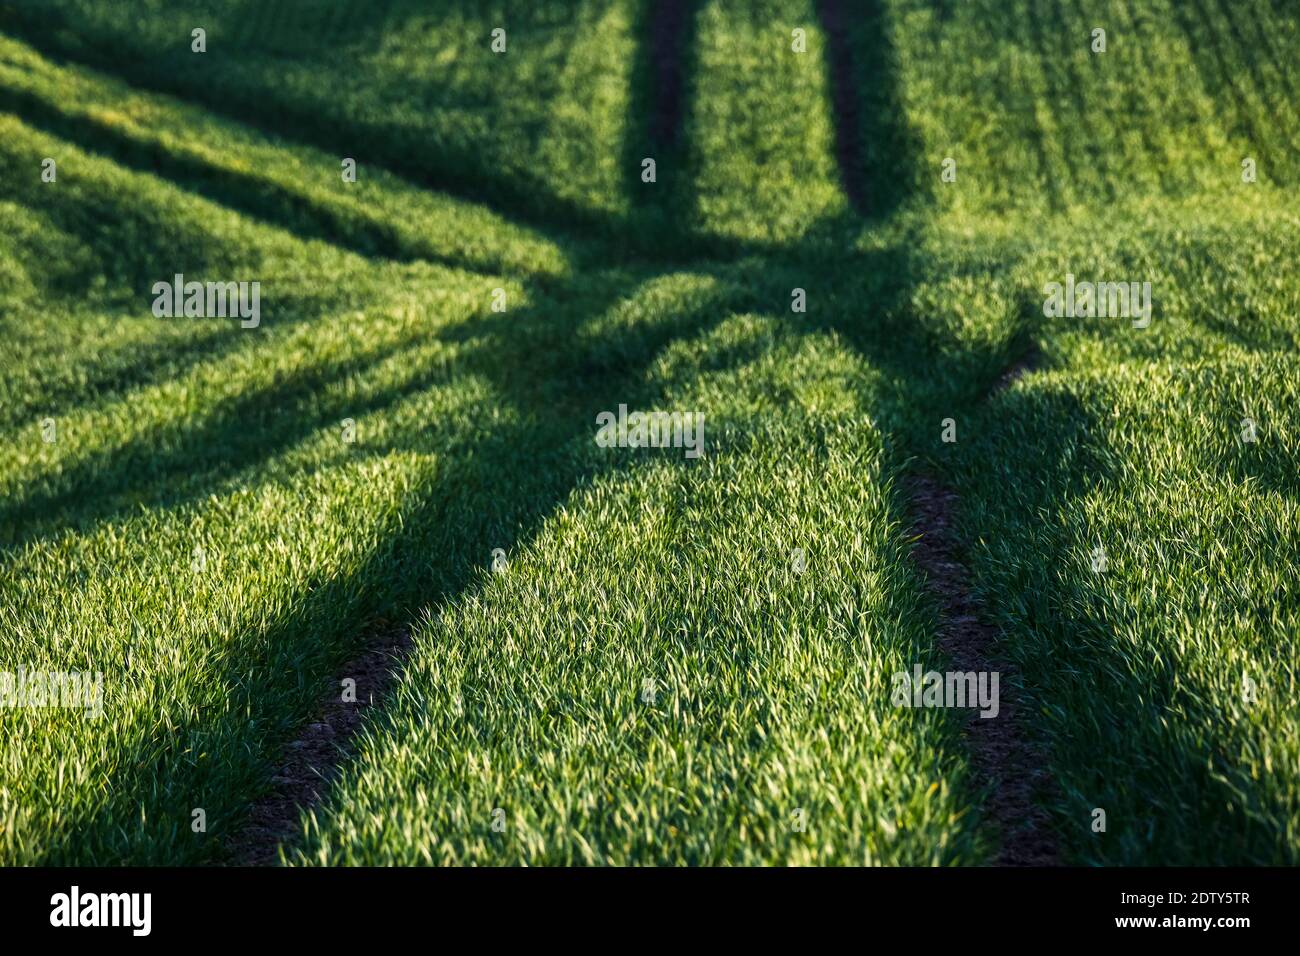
[{"x1": 0, "y1": 866, "x2": 1289, "y2": 942}]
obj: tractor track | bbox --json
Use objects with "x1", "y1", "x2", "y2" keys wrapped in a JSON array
[
  {"x1": 808, "y1": 0, "x2": 1060, "y2": 865},
  {"x1": 905, "y1": 472, "x2": 1060, "y2": 866},
  {"x1": 228, "y1": 5, "x2": 1059, "y2": 869},
  {"x1": 224, "y1": 622, "x2": 412, "y2": 866}
]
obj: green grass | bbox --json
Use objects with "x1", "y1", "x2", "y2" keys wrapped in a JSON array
[
  {"x1": 947, "y1": 204, "x2": 1300, "y2": 864},
  {"x1": 0, "y1": 0, "x2": 1297, "y2": 865}
]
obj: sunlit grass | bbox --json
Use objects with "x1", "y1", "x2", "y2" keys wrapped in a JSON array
[{"x1": 0, "y1": 0, "x2": 1297, "y2": 865}]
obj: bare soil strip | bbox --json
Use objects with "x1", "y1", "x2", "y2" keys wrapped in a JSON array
[
  {"x1": 903, "y1": 349, "x2": 1058, "y2": 865},
  {"x1": 225, "y1": 622, "x2": 412, "y2": 865},
  {"x1": 906, "y1": 474, "x2": 1059, "y2": 865},
  {"x1": 229, "y1": 6, "x2": 1055, "y2": 869},
  {"x1": 225, "y1": 1, "x2": 701, "y2": 867},
  {"x1": 809, "y1": 0, "x2": 1059, "y2": 864},
  {"x1": 989, "y1": 344, "x2": 1042, "y2": 397}
]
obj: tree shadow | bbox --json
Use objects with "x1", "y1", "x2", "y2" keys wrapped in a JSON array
[
  {"x1": 0, "y1": 1, "x2": 800, "y2": 268},
  {"x1": 0, "y1": 82, "x2": 501, "y2": 273},
  {"x1": 0, "y1": 138, "x2": 236, "y2": 301},
  {"x1": 1, "y1": 323, "x2": 229, "y2": 432},
  {"x1": 0, "y1": 324, "x2": 432, "y2": 549},
  {"x1": 961, "y1": 380, "x2": 1297, "y2": 863},
  {"x1": 3, "y1": 2, "x2": 968, "y2": 860},
  {"x1": 31, "y1": 260, "x2": 742, "y2": 863},
  {"x1": 11, "y1": 0, "x2": 1261, "y2": 866},
  {"x1": 619, "y1": 0, "x2": 705, "y2": 250},
  {"x1": 0, "y1": 1, "x2": 626, "y2": 251},
  {"x1": 814, "y1": 0, "x2": 922, "y2": 218}
]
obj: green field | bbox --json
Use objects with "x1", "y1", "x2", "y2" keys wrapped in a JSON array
[{"x1": 0, "y1": 0, "x2": 1296, "y2": 866}]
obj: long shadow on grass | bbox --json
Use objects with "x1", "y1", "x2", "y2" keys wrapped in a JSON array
[
  {"x1": 4, "y1": 1, "x2": 1032, "y2": 863},
  {"x1": 0, "y1": 4, "x2": 781, "y2": 269},
  {"x1": 0, "y1": 330, "x2": 412, "y2": 548},
  {"x1": 619, "y1": 0, "x2": 704, "y2": 248},
  {"x1": 0, "y1": 269, "x2": 359, "y2": 437},
  {"x1": 0, "y1": 134, "x2": 239, "y2": 297},
  {"x1": 814, "y1": 0, "x2": 921, "y2": 218},
  {"x1": 959, "y1": 379, "x2": 1296, "y2": 863},
  {"x1": 38, "y1": 267, "x2": 740, "y2": 864},
  {"x1": 0, "y1": 83, "x2": 501, "y2": 274},
  {"x1": 0, "y1": 1, "x2": 718, "y2": 263},
  {"x1": 0, "y1": 138, "x2": 352, "y2": 434},
  {"x1": 0, "y1": 323, "x2": 228, "y2": 432}
]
